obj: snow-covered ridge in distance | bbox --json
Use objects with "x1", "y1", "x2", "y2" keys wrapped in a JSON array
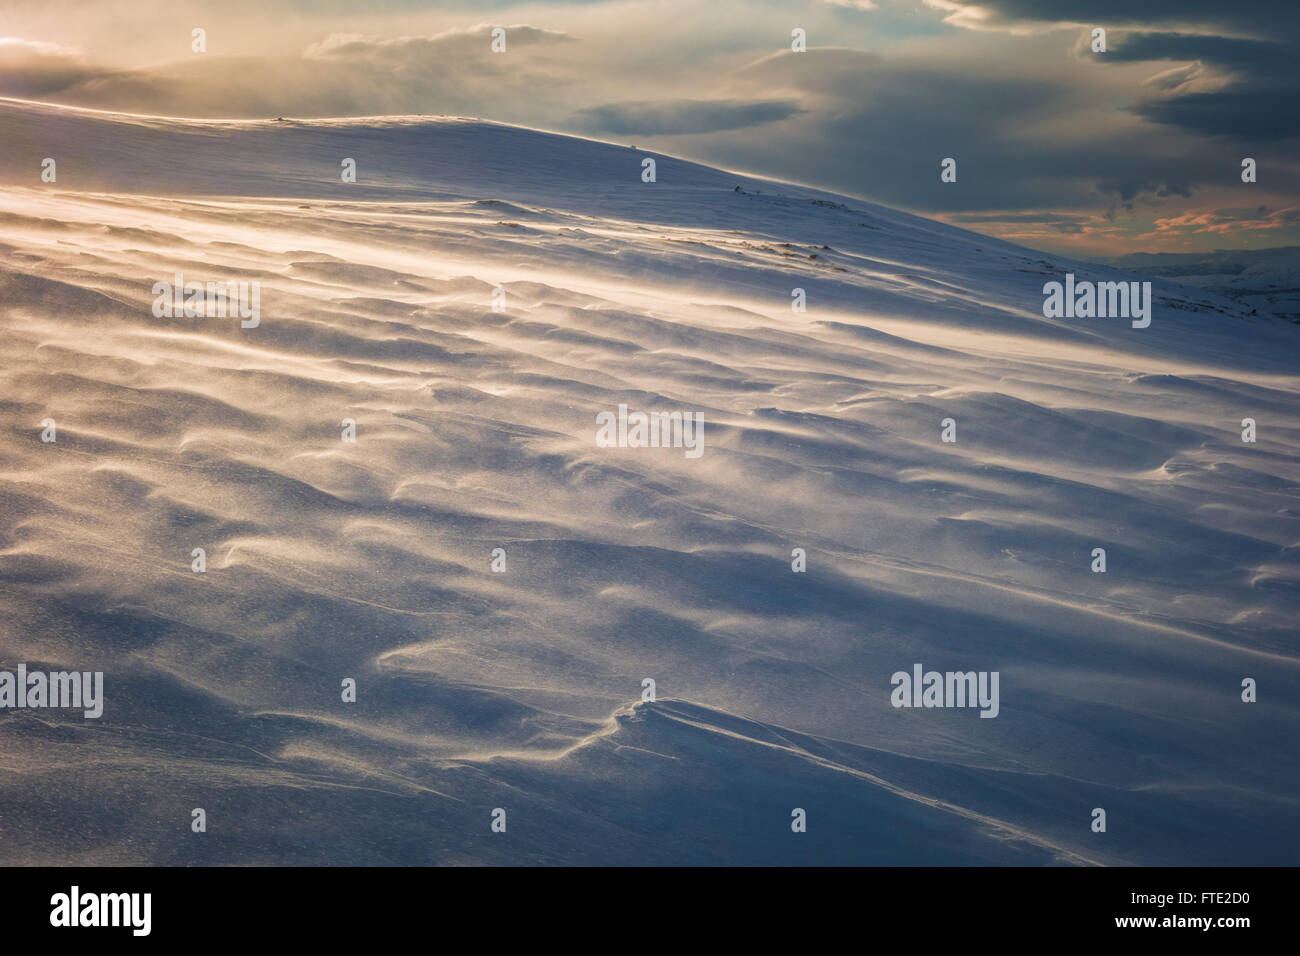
[
  {"x1": 1092, "y1": 246, "x2": 1300, "y2": 325},
  {"x1": 0, "y1": 96, "x2": 1297, "y2": 865}
]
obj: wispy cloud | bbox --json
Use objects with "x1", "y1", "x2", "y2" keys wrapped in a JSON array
[{"x1": 570, "y1": 98, "x2": 805, "y2": 135}]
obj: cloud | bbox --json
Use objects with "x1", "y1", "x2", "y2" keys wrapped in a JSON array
[
  {"x1": 950, "y1": 211, "x2": 1093, "y2": 225},
  {"x1": 1132, "y1": 91, "x2": 1300, "y2": 140},
  {"x1": 1095, "y1": 178, "x2": 1193, "y2": 203},
  {"x1": 0, "y1": 37, "x2": 122, "y2": 97},
  {"x1": 923, "y1": 0, "x2": 1300, "y2": 33},
  {"x1": 569, "y1": 98, "x2": 805, "y2": 135},
  {"x1": 927, "y1": 3, "x2": 1300, "y2": 141},
  {"x1": 0, "y1": 26, "x2": 583, "y2": 120},
  {"x1": 302, "y1": 24, "x2": 574, "y2": 62},
  {"x1": 1137, "y1": 205, "x2": 1300, "y2": 239},
  {"x1": 1141, "y1": 63, "x2": 1206, "y2": 95},
  {"x1": 939, "y1": 206, "x2": 1134, "y2": 245},
  {"x1": 0, "y1": 0, "x2": 1294, "y2": 257},
  {"x1": 1100, "y1": 32, "x2": 1296, "y2": 71},
  {"x1": 1077, "y1": 31, "x2": 1300, "y2": 141}
]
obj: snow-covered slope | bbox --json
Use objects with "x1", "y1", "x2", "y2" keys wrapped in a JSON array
[{"x1": 0, "y1": 97, "x2": 1297, "y2": 865}]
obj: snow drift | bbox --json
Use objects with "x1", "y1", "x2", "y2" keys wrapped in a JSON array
[{"x1": 0, "y1": 97, "x2": 1297, "y2": 864}]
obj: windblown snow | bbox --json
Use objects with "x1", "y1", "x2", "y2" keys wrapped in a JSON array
[{"x1": 0, "y1": 98, "x2": 1297, "y2": 864}]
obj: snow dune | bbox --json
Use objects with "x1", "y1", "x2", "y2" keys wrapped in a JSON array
[{"x1": 0, "y1": 97, "x2": 1297, "y2": 864}]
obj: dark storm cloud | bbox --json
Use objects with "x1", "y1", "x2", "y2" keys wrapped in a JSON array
[
  {"x1": 937, "y1": 1, "x2": 1300, "y2": 141},
  {"x1": 1095, "y1": 178, "x2": 1193, "y2": 202},
  {"x1": 1132, "y1": 91, "x2": 1300, "y2": 141},
  {"x1": 1098, "y1": 32, "x2": 1300, "y2": 140},
  {"x1": 665, "y1": 49, "x2": 1211, "y2": 216},
  {"x1": 1103, "y1": 33, "x2": 1296, "y2": 72},
  {"x1": 929, "y1": 0, "x2": 1300, "y2": 33}
]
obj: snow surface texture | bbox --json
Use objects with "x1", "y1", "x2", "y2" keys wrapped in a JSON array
[{"x1": 0, "y1": 98, "x2": 1297, "y2": 865}]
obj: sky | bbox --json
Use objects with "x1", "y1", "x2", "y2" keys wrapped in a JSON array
[{"x1": 0, "y1": 0, "x2": 1296, "y2": 256}]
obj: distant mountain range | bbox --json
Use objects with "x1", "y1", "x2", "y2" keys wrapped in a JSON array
[{"x1": 1089, "y1": 247, "x2": 1300, "y2": 323}]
